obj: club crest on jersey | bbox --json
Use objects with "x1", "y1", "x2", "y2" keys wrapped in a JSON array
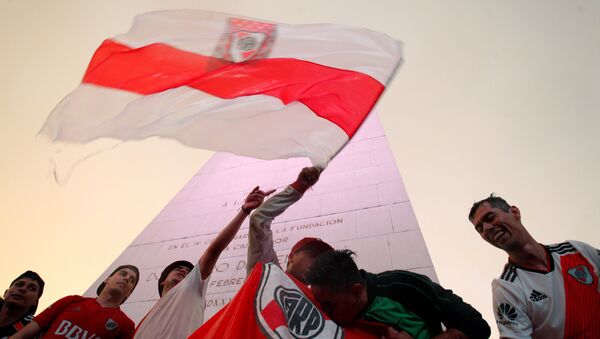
[
  {"x1": 214, "y1": 17, "x2": 276, "y2": 63},
  {"x1": 568, "y1": 265, "x2": 593, "y2": 285},
  {"x1": 105, "y1": 318, "x2": 119, "y2": 331},
  {"x1": 255, "y1": 263, "x2": 342, "y2": 339}
]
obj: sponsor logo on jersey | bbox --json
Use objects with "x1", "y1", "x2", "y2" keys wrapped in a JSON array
[
  {"x1": 567, "y1": 265, "x2": 594, "y2": 285},
  {"x1": 105, "y1": 318, "x2": 119, "y2": 331},
  {"x1": 497, "y1": 303, "x2": 519, "y2": 326},
  {"x1": 529, "y1": 289, "x2": 548, "y2": 302},
  {"x1": 256, "y1": 263, "x2": 342, "y2": 339},
  {"x1": 54, "y1": 320, "x2": 98, "y2": 338}
]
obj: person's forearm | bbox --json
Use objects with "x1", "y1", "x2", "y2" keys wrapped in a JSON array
[
  {"x1": 10, "y1": 320, "x2": 41, "y2": 339},
  {"x1": 200, "y1": 210, "x2": 247, "y2": 279},
  {"x1": 247, "y1": 187, "x2": 302, "y2": 274}
]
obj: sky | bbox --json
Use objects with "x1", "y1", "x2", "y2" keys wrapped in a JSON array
[{"x1": 1, "y1": 1, "x2": 599, "y2": 337}]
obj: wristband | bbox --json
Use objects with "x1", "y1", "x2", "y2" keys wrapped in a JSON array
[{"x1": 241, "y1": 205, "x2": 251, "y2": 214}]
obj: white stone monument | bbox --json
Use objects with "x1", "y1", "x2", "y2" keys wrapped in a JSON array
[{"x1": 84, "y1": 113, "x2": 437, "y2": 323}]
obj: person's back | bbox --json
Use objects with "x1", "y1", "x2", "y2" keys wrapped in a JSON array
[{"x1": 307, "y1": 249, "x2": 491, "y2": 339}]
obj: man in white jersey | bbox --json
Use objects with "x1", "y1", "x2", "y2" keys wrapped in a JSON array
[
  {"x1": 134, "y1": 186, "x2": 274, "y2": 339},
  {"x1": 469, "y1": 194, "x2": 600, "y2": 338}
]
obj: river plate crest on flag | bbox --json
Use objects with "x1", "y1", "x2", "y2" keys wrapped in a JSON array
[
  {"x1": 38, "y1": 10, "x2": 402, "y2": 182},
  {"x1": 255, "y1": 263, "x2": 342, "y2": 339},
  {"x1": 214, "y1": 18, "x2": 276, "y2": 62}
]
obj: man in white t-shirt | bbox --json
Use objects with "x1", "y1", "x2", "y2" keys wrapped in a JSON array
[
  {"x1": 469, "y1": 194, "x2": 600, "y2": 338},
  {"x1": 134, "y1": 186, "x2": 274, "y2": 339}
]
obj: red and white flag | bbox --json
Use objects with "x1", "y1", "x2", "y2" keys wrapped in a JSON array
[
  {"x1": 191, "y1": 263, "x2": 386, "y2": 338},
  {"x1": 39, "y1": 10, "x2": 402, "y2": 174}
]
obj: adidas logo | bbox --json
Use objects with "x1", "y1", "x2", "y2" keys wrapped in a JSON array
[{"x1": 529, "y1": 290, "x2": 548, "y2": 302}]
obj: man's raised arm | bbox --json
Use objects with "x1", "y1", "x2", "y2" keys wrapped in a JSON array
[
  {"x1": 199, "y1": 186, "x2": 274, "y2": 279},
  {"x1": 246, "y1": 167, "x2": 321, "y2": 275}
]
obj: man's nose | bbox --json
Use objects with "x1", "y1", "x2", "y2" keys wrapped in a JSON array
[{"x1": 482, "y1": 222, "x2": 494, "y2": 233}]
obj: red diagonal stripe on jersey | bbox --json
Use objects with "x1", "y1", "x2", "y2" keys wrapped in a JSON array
[
  {"x1": 82, "y1": 39, "x2": 384, "y2": 137},
  {"x1": 561, "y1": 253, "x2": 600, "y2": 338}
]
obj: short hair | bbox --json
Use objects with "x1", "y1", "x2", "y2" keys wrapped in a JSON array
[
  {"x1": 306, "y1": 249, "x2": 364, "y2": 290},
  {"x1": 11, "y1": 271, "x2": 44, "y2": 299},
  {"x1": 10, "y1": 271, "x2": 45, "y2": 314},
  {"x1": 469, "y1": 193, "x2": 511, "y2": 220}
]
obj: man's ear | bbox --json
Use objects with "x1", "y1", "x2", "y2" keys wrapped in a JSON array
[
  {"x1": 350, "y1": 283, "x2": 364, "y2": 300},
  {"x1": 510, "y1": 206, "x2": 521, "y2": 221}
]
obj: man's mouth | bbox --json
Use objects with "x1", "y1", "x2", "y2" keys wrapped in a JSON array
[{"x1": 493, "y1": 231, "x2": 505, "y2": 242}]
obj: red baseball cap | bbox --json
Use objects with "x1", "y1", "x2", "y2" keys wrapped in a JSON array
[{"x1": 289, "y1": 237, "x2": 333, "y2": 256}]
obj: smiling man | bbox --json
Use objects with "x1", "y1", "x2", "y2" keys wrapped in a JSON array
[
  {"x1": 0, "y1": 271, "x2": 44, "y2": 339},
  {"x1": 12, "y1": 265, "x2": 139, "y2": 339},
  {"x1": 469, "y1": 194, "x2": 600, "y2": 338}
]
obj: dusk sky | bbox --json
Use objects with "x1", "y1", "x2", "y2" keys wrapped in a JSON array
[{"x1": 1, "y1": 1, "x2": 599, "y2": 337}]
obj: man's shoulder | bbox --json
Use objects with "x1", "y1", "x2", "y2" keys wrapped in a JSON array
[
  {"x1": 495, "y1": 262, "x2": 519, "y2": 283},
  {"x1": 545, "y1": 241, "x2": 578, "y2": 255},
  {"x1": 51, "y1": 295, "x2": 89, "y2": 307}
]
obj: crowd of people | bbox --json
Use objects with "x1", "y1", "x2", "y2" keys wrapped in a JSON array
[{"x1": 2, "y1": 167, "x2": 599, "y2": 338}]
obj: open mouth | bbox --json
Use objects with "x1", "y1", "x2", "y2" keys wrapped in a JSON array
[{"x1": 493, "y1": 231, "x2": 505, "y2": 242}]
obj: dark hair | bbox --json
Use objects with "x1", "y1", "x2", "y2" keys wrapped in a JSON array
[
  {"x1": 11, "y1": 271, "x2": 44, "y2": 299},
  {"x1": 96, "y1": 264, "x2": 140, "y2": 304},
  {"x1": 306, "y1": 249, "x2": 364, "y2": 290},
  {"x1": 158, "y1": 260, "x2": 194, "y2": 297},
  {"x1": 469, "y1": 193, "x2": 511, "y2": 220}
]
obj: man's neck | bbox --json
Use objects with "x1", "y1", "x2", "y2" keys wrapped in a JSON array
[
  {"x1": 508, "y1": 241, "x2": 548, "y2": 271},
  {"x1": 96, "y1": 293, "x2": 122, "y2": 308}
]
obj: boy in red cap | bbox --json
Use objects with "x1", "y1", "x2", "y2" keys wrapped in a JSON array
[{"x1": 247, "y1": 167, "x2": 333, "y2": 283}]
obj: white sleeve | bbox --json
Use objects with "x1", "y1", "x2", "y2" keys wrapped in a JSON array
[
  {"x1": 246, "y1": 186, "x2": 302, "y2": 276},
  {"x1": 492, "y1": 278, "x2": 533, "y2": 339}
]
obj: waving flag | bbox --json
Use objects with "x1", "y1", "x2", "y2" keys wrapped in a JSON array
[
  {"x1": 39, "y1": 10, "x2": 402, "y2": 171},
  {"x1": 191, "y1": 263, "x2": 386, "y2": 338}
]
